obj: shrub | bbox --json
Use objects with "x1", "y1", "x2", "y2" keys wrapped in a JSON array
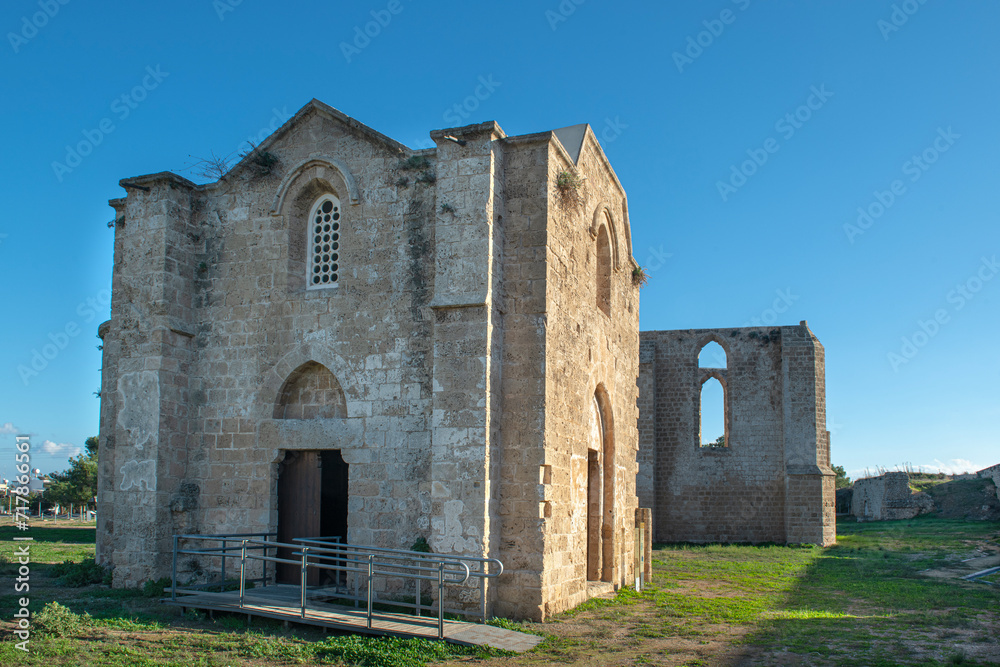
[
  {"x1": 143, "y1": 576, "x2": 173, "y2": 598},
  {"x1": 34, "y1": 601, "x2": 91, "y2": 637},
  {"x1": 397, "y1": 156, "x2": 432, "y2": 171},
  {"x1": 50, "y1": 558, "x2": 112, "y2": 587}
]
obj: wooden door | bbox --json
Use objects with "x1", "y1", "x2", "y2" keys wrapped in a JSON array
[{"x1": 276, "y1": 450, "x2": 321, "y2": 584}]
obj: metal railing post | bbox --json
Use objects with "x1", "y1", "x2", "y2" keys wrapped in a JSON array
[
  {"x1": 366, "y1": 554, "x2": 374, "y2": 629},
  {"x1": 415, "y1": 556, "x2": 422, "y2": 618},
  {"x1": 239, "y1": 540, "x2": 247, "y2": 608},
  {"x1": 354, "y1": 547, "x2": 360, "y2": 608},
  {"x1": 262, "y1": 535, "x2": 268, "y2": 588},
  {"x1": 171, "y1": 535, "x2": 178, "y2": 602},
  {"x1": 300, "y1": 547, "x2": 309, "y2": 618},
  {"x1": 480, "y1": 562, "x2": 486, "y2": 623},
  {"x1": 220, "y1": 537, "x2": 227, "y2": 592},
  {"x1": 437, "y1": 561, "x2": 445, "y2": 640}
]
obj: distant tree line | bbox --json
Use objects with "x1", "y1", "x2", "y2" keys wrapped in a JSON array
[{"x1": 44, "y1": 436, "x2": 98, "y2": 509}]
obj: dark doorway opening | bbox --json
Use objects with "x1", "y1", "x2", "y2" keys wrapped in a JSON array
[
  {"x1": 587, "y1": 449, "x2": 601, "y2": 581},
  {"x1": 276, "y1": 450, "x2": 349, "y2": 585}
]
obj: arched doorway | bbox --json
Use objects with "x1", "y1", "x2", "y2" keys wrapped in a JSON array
[
  {"x1": 273, "y1": 361, "x2": 349, "y2": 584},
  {"x1": 587, "y1": 387, "x2": 615, "y2": 583}
]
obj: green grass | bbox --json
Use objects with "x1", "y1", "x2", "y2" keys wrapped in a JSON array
[
  {"x1": 908, "y1": 472, "x2": 953, "y2": 493},
  {"x1": 1, "y1": 516, "x2": 997, "y2": 666},
  {"x1": 0, "y1": 525, "x2": 96, "y2": 564}
]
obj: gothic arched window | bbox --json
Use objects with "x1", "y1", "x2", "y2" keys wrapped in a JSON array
[{"x1": 307, "y1": 194, "x2": 341, "y2": 289}]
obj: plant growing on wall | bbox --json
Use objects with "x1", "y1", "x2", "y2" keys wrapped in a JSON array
[
  {"x1": 555, "y1": 169, "x2": 584, "y2": 204},
  {"x1": 632, "y1": 265, "x2": 649, "y2": 288},
  {"x1": 239, "y1": 141, "x2": 280, "y2": 177}
]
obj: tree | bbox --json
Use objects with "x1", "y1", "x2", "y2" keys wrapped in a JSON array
[
  {"x1": 833, "y1": 465, "x2": 851, "y2": 489},
  {"x1": 45, "y1": 437, "x2": 98, "y2": 508}
]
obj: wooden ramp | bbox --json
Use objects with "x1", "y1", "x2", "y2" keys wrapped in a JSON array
[{"x1": 164, "y1": 585, "x2": 542, "y2": 653}]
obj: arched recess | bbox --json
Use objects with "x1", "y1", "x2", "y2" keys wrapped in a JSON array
[
  {"x1": 270, "y1": 156, "x2": 360, "y2": 215},
  {"x1": 593, "y1": 384, "x2": 616, "y2": 582},
  {"x1": 590, "y1": 204, "x2": 622, "y2": 270},
  {"x1": 596, "y1": 225, "x2": 612, "y2": 316},
  {"x1": 273, "y1": 361, "x2": 347, "y2": 419},
  {"x1": 278, "y1": 171, "x2": 348, "y2": 291},
  {"x1": 258, "y1": 342, "x2": 359, "y2": 422}
]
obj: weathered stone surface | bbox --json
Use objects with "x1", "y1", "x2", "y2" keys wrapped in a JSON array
[
  {"x1": 851, "y1": 472, "x2": 933, "y2": 521},
  {"x1": 637, "y1": 324, "x2": 835, "y2": 546},
  {"x1": 97, "y1": 100, "x2": 642, "y2": 620},
  {"x1": 979, "y1": 464, "x2": 1000, "y2": 502}
]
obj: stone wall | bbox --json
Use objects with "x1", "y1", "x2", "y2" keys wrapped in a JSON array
[
  {"x1": 977, "y1": 464, "x2": 1000, "y2": 502},
  {"x1": 637, "y1": 324, "x2": 835, "y2": 546},
  {"x1": 96, "y1": 100, "x2": 642, "y2": 620},
  {"x1": 850, "y1": 472, "x2": 933, "y2": 521}
]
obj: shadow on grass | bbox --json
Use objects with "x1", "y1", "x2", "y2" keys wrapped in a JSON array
[
  {"x1": 0, "y1": 525, "x2": 96, "y2": 544},
  {"x1": 718, "y1": 518, "x2": 1000, "y2": 666}
]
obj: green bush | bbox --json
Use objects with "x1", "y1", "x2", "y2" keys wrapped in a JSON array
[
  {"x1": 143, "y1": 576, "x2": 173, "y2": 597},
  {"x1": 34, "y1": 601, "x2": 91, "y2": 637},
  {"x1": 50, "y1": 558, "x2": 112, "y2": 587}
]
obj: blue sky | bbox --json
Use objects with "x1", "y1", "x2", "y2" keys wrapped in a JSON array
[{"x1": 1, "y1": 0, "x2": 997, "y2": 482}]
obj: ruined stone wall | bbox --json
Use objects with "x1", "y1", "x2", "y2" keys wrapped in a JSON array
[
  {"x1": 637, "y1": 324, "x2": 834, "y2": 546},
  {"x1": 978, "y1": 464, "x2": 1000, "y2": 502},
  {"x1": 850, "y1": 472, "x2": 931, "y2": 521}
]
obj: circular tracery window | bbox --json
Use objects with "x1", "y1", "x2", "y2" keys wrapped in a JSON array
[{"x1": 309, "y1": 195, "x2": 341, "y2": 288}]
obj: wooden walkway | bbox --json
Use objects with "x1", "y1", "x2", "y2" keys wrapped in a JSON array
[{"x1": 164, "y1": 585, "x2": 542, "y2": 652}]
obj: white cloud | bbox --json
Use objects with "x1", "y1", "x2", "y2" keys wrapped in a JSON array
[
  {"x1": 916, "y1": 459, "x2": 983, "y2": 475},
  {"x1": 40, "y1": 440, "x2": 82, "y2": 458},
  {"x1": 0, "y1": 422, "x2": 20, "y2": 434}
]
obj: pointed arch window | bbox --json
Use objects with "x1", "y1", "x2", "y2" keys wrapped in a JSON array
[
  {"x1": 697, "y1": 339, "x2": 729, "y2": 448},
  {"x1": 307, "y1": 194, "x2": 341, "y2": 289}
]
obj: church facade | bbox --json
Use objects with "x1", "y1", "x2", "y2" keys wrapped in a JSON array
[{"x1": 96, "y1": 100, "x2": 643, "y2": 620}]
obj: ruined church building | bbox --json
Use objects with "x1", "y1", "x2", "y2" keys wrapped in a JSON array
[{"x1": 96, "y1": 100, "x2": 834, "y2": 621}]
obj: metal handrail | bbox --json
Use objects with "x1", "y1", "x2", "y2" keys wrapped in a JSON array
[
  {"x1": 171, "y1": 533, "x2": 276, "y2": 599},
  {"x1": 171, "y1": 533, "x2": 492, "y2": 639},
  {"x1": 292, "y1": 536, "x2": 503, "y2": 622}
]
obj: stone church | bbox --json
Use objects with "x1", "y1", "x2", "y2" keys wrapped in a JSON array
[{"x1": 95, "y1": 99, "x2": 834, "y2": 622}]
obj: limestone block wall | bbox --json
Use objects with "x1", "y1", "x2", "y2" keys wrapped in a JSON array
[
  {"x1": 978, "y1": 464, "x2": 1000, "y2": 502},
  {"x1": 536, "y1": 127, "x2": 641, "y2": 617},
  {"x1": 97, "y1": 100, "x2": 642, "y2": 621},
  {"x1": 850, "y1": 472, "x2": 931, "y2": 521},
  {"x1": 638, "y1": 324, "x2": 834, "y2": 546}
]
